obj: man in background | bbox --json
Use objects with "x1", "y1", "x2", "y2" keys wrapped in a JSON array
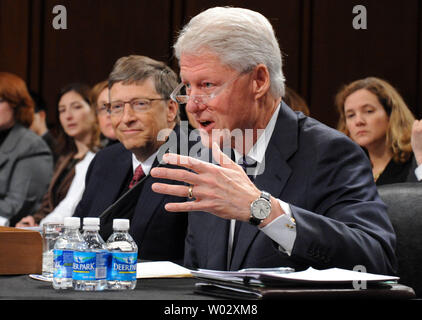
[{"x1": 74, "y1": 55, "x2": 189, "y2": 263}]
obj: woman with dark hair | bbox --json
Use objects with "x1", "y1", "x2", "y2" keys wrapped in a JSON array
[
  {"x1": 335, "y1": 77, "x2": 421, "y2": 185},
  {"x1": 0, "y1": 72, "x2": 53, "y2": 226},
  {"x1": 16, "y1": 83, "x2": 101, "y2": 226}
]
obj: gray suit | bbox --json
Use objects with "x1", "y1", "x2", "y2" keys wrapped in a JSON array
[{"x1": 0, "y1": 124, "x2": 53, "y2": 225}]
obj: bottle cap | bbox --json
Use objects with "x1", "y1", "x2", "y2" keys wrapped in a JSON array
[
  {"x1": 113, "y1": 219, "x2": 130, "y2": 230},
  {"x1": 64, "y1": 217, "x2": 80, "y2": 228},
  {"x1": 83, "y1": 217, "x2": 100, "y2": 226},
  {"x1": 83, "y1": 217, "x2": 100, "y2": 230}
]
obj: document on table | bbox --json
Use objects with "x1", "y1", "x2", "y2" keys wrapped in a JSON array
[
  {"x1": 193, "y1": 268, "x2": 404, "y2": 300},
  {"x1": 136, "y1": 261, "x2": 192, "y2": 278},
  {"x1": 192, "y1": 267, "x2": 399, "y2": 285},
  {"x1": 269, "y1": 267, "x2": 399, "y2": 283}
]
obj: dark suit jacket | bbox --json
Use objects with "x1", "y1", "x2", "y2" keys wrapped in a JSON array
[
  {"x1": 74, "y1": 125, "x2": 190, "y2": 264},
  {"x1": 184, "y1": 103, "x2": 397, "y2": 275}
]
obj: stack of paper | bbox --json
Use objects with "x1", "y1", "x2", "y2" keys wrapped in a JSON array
[
  {"x1": 192, "y1": 267, "x2": 400, "y2": 299},
  {"x1": 193, "y1": 267, "x2": 398, "y2": 285}
]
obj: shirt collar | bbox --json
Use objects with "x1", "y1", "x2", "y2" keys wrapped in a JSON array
[
  {"x1": 132, "y1": 150, "x2": 159, "y2": 175},
  {"x1": 233, "y1": 103, "x2": 281, "y2": 166}
]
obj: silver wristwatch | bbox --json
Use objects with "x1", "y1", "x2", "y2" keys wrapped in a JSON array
[{"x1": 249, "y1": 191, "x2": 271, "y2": 226}]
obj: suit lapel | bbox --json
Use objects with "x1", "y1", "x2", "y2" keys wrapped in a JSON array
[
  {"x1": 101, "y1": 146, "x2": 133, "y2": 211},
  {"x1": 230, "y1": 102, "x2": 299, "y2": 270},
  {"x1": 130, "y1": 158, "x2": 166, "y2": 245},
  {"x1": 0, "y1": 125, "x2": 22, "y2": 169},
  {"x1": 207, "y1": 216, "x2": 231, "y2": 270},
  {"x1": 130, "y1": 124, "x2": 188, "y2": 245}
]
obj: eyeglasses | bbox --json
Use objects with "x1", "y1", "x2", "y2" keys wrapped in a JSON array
[
  {"x1": 170, "y1": 71, "x2": 249, "y2": 105},
  {"x1": 105, "y1": 97, "x2": 168, "y2": 116}
]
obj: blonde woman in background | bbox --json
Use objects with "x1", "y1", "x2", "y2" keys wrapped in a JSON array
[
  {"x1": 335, "y1": 76, "x2": 422, "y2": 185},
  {"x1": 90, "y1": 80, "x2": 117, "y2": 147}
]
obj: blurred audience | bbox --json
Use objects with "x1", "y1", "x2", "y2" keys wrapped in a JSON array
[
  {"x1": 0, "y1": 72, "x2": 53, "y2": 226},
  {"x1": 90, "y1": 80, "x2": 117, "y2": 147},
  {"x1": 15, "y1": 83, "x2": 100, "y2": 227},
  {"x1": 335, "y1": 77, "x2": 421, "y2": 185},
  {"x1": 29, "y1": 91, "x2": 59, "y2": 162},
  {"x1": 283, "y1": 86, "x2": 310, "y2": 116}
]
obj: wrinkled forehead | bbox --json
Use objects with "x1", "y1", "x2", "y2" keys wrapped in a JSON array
[
  {"x1": 179, "y1": 50, "x2": 237, "y2": 82},
  {"x1": 108, "y1": 78, "x2": 158, "y2": 101}
]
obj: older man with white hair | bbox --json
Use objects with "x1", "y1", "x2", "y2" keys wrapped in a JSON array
[{"x1": 151, "y1": 7, "x2": 397, "y2": 275}]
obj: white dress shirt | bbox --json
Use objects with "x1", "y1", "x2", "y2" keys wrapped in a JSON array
[
  {"x1": 227, "y1": 104, "x2": 297, "y2": 263},
  {"x1": 132, "y1": 150, "x2": 159, "y2": 176},
  {"x1": 415, "y1": 163, "x2": 422, "y2": 181}
]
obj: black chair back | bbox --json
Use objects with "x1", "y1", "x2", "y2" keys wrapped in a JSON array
[{"x1": 378, "y1": 182, "x2": 422, "y2": 297}]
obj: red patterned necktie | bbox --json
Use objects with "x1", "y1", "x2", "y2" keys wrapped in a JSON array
[{"x1": 129, "y1": 165, "x2": 145, "y2": 189}]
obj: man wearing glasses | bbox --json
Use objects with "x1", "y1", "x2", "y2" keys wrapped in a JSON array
[
  {"x1": 150, "y1": 7, "x2": 397, "y2": 275},
  {"x1": 73, "y1": 55, "x2": 189, "y2": 264}
]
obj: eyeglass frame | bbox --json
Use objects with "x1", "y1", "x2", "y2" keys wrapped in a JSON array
[
  {"x1": 170, "y1": 70, "x2": 251, "y2": 105},
  {"x1": 105, "y1": 97, "x2": 169, "y2": 116}
]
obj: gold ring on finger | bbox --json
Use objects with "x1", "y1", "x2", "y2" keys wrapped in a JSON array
[{"x1": 187, "y1": 185, "x2": 194, "y2": 199}]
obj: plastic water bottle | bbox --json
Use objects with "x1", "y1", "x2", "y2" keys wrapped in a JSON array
[
  {"x1": 73, "y1": 217, "x2": 108, "y2": 291},
  {"x1": 52, "y1": 217, "x2": 82, "y2": 289},
  {"x1": 106, "y1": 219, "x2": 138, "y2": 290}
]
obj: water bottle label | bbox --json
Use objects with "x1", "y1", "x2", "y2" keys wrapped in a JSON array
[
  {"x1": 53, "y1": 249, "x2": 73, "y2": 279},
  {"x1": 73, "y1": 251, "x2": 108, "y2": 280},
  {"x1": 108, "y1": 252, "x2": 137, "y2": 281}
]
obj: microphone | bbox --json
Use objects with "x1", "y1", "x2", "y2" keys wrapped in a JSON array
[
  {"x1": 98, "y1": 162, "x2": 164, "y2": 221},
  {"x1": 98, "y1": 124, "x2": 189, "y2": 223}
]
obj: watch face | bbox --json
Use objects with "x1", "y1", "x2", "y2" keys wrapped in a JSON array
[{"x1": 251, "y1": 199, "x2": 271, "y2": 219}]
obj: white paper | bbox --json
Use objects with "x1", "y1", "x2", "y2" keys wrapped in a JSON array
[
  {"x1": 29, "y1": 274, "x2": 52, "y2": 282},
  {"x1": 265, "y1": 267, "x2": 399, "y2": 283},
  {"x1": 192, "y1": 267, "x2": 399, "y2": 284},
  {"x1": 136, "y1": 261, "x2": 192, "y2": 278}
]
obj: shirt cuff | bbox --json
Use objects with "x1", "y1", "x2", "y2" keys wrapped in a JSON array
[
  {"x1": 415, "y1": 163, "x2": 422, "y2": 181},
  {"x1": 259, "y1": 199, "x2": 297, "y2": 255}
]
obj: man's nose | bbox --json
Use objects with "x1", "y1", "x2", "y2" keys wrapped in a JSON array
[
  {"x1": 185, "y1": 95, "x2": 207, "y2": 114},
  {"x1": 121, "y1": 103, "x2": 137, "y2": 123}
]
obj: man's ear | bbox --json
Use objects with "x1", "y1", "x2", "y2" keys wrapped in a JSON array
[
  {"x1": 252, "y1": 64, "x2": 271, "y2": 99},
  {"x1": 167, "y1": 99, "x2": 179, "y2": 123}
]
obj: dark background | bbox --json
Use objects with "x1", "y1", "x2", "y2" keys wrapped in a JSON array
[{"x1": 1, "y1": 0, "x2": 421, "y2": 130}]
